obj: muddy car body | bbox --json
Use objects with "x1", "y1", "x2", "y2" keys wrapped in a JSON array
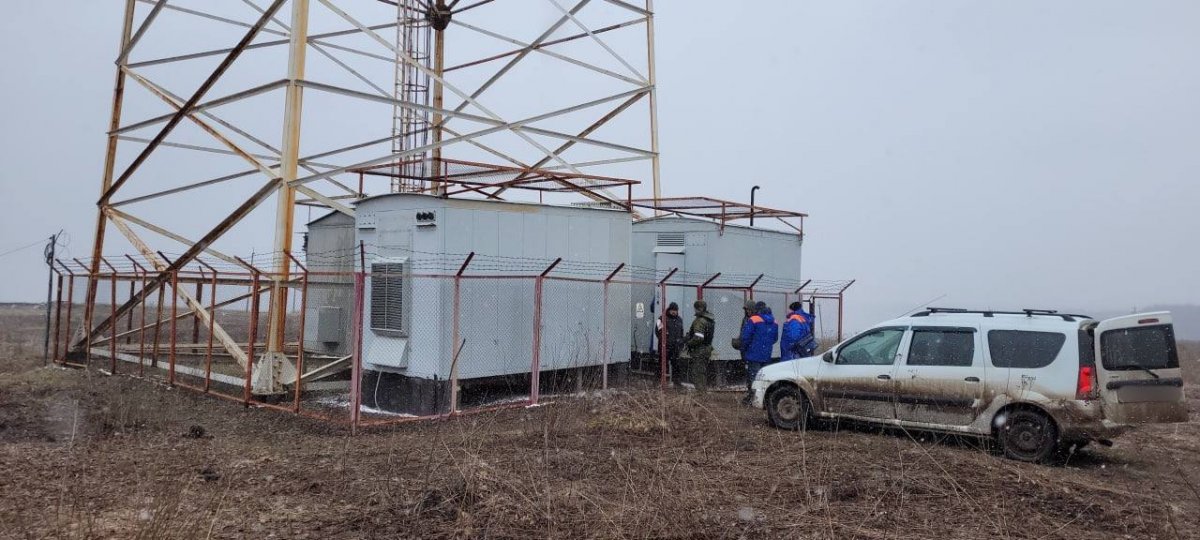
[{"x1": 752, "y1": 309, "x2": 1189, "y2": 462}]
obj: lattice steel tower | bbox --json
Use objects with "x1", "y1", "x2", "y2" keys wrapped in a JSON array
[{"x1": 79, "y1": 0, "x2": 661, "y2": 394}]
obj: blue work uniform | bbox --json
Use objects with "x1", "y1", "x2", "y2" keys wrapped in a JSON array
[
  {"x1": 739, "y1": 308, "x2": 779, "y2": 384},
  {"x1": 781, "y1": 310, "x2": 816, "y2": 360}
]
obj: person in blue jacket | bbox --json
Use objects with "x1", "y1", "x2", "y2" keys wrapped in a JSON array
[
  {"x1": 739, "y1": 301, "x2": 779, "y2": 404},
  {"x1": 781, "y1": 301, "x2": 817, "y2": 360},
  {"x1": 803, "y1": 300, "x2": 818, "y2": 354}
]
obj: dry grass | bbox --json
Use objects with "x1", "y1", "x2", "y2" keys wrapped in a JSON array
[{"x1": 2, "y1": 304, "x2": 1199, "y2": 539}]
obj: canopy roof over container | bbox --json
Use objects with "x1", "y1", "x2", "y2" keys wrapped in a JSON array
[
  {"x1": 349, "y1": 158, "x2": 640, "y2": 212},
  {"x1": 629, "y1": 197, "x2": 806, "y2": 237}
]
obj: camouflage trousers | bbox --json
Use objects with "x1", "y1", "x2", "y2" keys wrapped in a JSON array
[{"x1": 687, "y1": 346, "x2": 711, "y2": 392}]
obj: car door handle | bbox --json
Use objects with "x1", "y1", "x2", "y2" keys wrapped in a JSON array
[
  {"x1": 964, "y1": 377, "x2": 980, "y2": 383},
  {"x1": 877, "y1": 374, "x2": 892, "y2": 380}
]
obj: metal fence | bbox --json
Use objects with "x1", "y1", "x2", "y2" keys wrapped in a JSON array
[{"x1": 47, "y1": 254, "x2": 853, "y2": 431}]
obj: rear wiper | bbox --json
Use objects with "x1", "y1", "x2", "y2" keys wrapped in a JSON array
[{"x1": 1131, "y1": 365, "x2": 1161, "y2": 379}]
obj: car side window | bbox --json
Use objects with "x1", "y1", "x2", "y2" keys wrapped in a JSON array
[
  {"x1": 988, "y1": 330, "x2": 1067, "y2": 368},
  {"x1": 907, "y1": 327, "x2": 975, "y2": 367},
  {"x1": 836, "y1": 328, "x2": 905, "y2": 366}
]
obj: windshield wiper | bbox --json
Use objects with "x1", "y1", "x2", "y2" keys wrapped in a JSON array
[{"x1": 1130, "y1": 364, "x2": 1161, "y2": 379}]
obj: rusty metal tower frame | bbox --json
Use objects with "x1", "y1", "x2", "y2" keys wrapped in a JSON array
[{"x1": 80, "y1": 0, "x2": 661, "y2": 393}]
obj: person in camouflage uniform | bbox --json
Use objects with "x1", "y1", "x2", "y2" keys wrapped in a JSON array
[{"x1": 685, "y1": 300, "x2": 716, "y2": 392}]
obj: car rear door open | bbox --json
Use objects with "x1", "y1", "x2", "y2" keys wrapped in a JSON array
[{"x1": 1093, "y1": 312, "x2": 1188, "y2": 424}]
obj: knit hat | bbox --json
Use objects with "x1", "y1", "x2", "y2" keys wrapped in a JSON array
[
  {"x1": 694, "y1": 300, "x2": 708, "y2": 312},
  {"x1": 667, "y1": 302, "x2": 679, "y2": 312}
]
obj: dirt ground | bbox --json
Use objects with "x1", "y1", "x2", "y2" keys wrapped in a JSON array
[{"x1": 2, "y1": 305, "x2": 1200, "y2": 539}]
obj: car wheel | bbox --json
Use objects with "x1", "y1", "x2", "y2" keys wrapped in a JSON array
[
  {"x1": 998, "y1": 409, "x2": 1058, "y2": 463},
  {"x1": 767, "y1": 386, "x2": 810, "y2": 431}
]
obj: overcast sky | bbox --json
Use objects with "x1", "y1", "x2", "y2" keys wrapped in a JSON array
[{"x1": 1, "y1": 1, "x2": 1198, "y2": 333}]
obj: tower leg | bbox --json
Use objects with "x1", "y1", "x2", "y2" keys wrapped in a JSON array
[{"x1": 261, "y1": 0, "x2": 310, "y2": 394}]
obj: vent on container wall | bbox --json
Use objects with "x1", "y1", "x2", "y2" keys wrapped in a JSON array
[
  {"x1": 656, "y1": 233, "x2": 685, "y2": 247},
  {"x1": 370, "y1": 261, "x2": 406, "y2": 334}
]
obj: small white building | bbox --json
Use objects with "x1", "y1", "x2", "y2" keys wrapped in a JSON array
[
  {"x1": 628, "y1": 204, "x2": 806, "y2": 363},
  {"x1": 342, "y1": 193, "x2": 631, "y2": 414}
]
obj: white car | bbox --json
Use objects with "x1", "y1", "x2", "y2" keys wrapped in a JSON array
[{"x1": 752, "y1": 308, "x2": 1189, "y2": 462}]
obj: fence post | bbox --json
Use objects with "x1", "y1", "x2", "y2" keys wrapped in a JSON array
[
  {"x1": 287, "y1": 252, "x2": 308, "y2": 413},
  {"x1": 450, "y1": 253, "x2": 474, "y2": 414},
  {"x1": 836, "y1": 295, "x2": 844, "y2": 343},
  {"x1": 351, "y1": 270, "x2": 365, "y2": 433},
  {"x1": 747, "y1": 273, "x2": 764, "y2": 301},
  {"x1": 698, "y1": 273, "x2": 721, "y2": 301},
  {"x1": 531, "y1": 258, "x2": 562, "y2": 405},
  {"x1": 244, "y1": 270, "x2": 261, "y2": 406},
  {"x1": 124, "y1": 280, "x2": 134, "y2": 347},
  {"x1": 601, "y1": 263, "x2": 624, "y2": 391},
  {"x1": 192, "y1": 274, "x2": 203, "y2": 344},
  {"x1": 836, "y1": 280, "x2": 855, "y2": 343},
  {"x1": 110, "y1": 271, "x2": 118, "y2": 373},
  {"x1": 659, "y1": 283, "x2": 667, "y2": 389},
  {"x1": 601, "y1": 281, "x2": 610, "y2": 391},
  {"x1": 59, "y1": 261, "x2": 75, "y2": 365},
  {"x1": 532, "y1": 276, "x2": 543, "y2": 405},
  {"x1": 52, "y1": 269, "x2": 64, "y2": 363},
  {"x1": 103, "y1": 258, "x2": 118, "y2": 374},
  {"x1": 151, "y1": 283, "x2": 165, "y2": 368},
  {"x1": 658, "y1": 267, "x2": 678, "y2": 390},
  {"x1": 169, "y1": 270, "x2": 179, "y2": 385},
  {"x1": 72, "y1": 256, "x2": 93, "y2": 362},
  {"x1": 136, "y1": 265, "x2": 146, "y2": 375},
  {"x1": 125, "y1": 256, "x2": 147, "y2": 376},
  {"x1": 77, "y1": 258, "x2": 94, "y2": 366},
  {"x1": 196, "y1": 261, "x2": 218, "y2": 392},
  {"x1": 794, "y1": 280, "x2": 811, "y2": 299}
]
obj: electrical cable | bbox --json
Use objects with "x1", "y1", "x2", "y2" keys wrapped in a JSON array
[{"x1": 0, "y1": 238, "x2": 50, "y2": 259}]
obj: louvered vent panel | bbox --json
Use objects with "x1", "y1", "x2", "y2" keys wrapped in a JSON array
[
  {"x1": 370, "y1": 262, "x2": 405, "y2": 333},
  {"x1": 656, "y1": 233, "x2": 685, "y2": 247}
]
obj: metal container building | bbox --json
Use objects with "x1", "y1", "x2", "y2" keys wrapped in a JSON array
[
  {"x1": 303, "y1": 211, "x2": 356, "y2": 359},
  {"x1": 629, "y1": 206, "x2": 805, "y2": 364},
  {"x1": 348, "y1": 193, "x2": 632, "y2": 414}
]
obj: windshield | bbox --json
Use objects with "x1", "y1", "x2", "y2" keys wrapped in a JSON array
[{"x1": 1101, "y1": 325, "x2": 1179, "y2": 371}]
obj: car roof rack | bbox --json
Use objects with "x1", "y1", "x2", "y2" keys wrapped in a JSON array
[{"x1": 912, "y1": 307, "x2": 1093, "y2": 322}]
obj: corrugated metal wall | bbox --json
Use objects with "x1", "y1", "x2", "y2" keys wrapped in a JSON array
[{"x1": 303, "y1": 212, "x2": 356, "y2": 358}]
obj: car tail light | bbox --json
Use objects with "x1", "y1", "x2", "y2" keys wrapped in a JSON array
[
  {"x1": 1076, "y1": 365, "x2": 1098, "y2": 400},
  {"x1": 1138, "y1": 318, "x2": 1159, "y2": 325}
]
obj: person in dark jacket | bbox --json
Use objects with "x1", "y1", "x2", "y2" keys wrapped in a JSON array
[
  {"x1": 685, "y1": 300, "x2": 716, "y2": 392},
  {"x1": 663, "y1": 302, "x2": 686, "y2": 385},
  {"x1": 781, "y1": 301, "x2": 816, "y2": 360},
  {"x1": 738, "y1": 302, "x2": 779, "y2": 403}
]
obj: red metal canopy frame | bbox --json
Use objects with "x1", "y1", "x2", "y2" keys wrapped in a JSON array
[
  {"x1": 629, "y1": 196, "x2": 806, "y2": 236},
  {"x1": 351, "y1": 158, "x2": 639, "y2": 211}
]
